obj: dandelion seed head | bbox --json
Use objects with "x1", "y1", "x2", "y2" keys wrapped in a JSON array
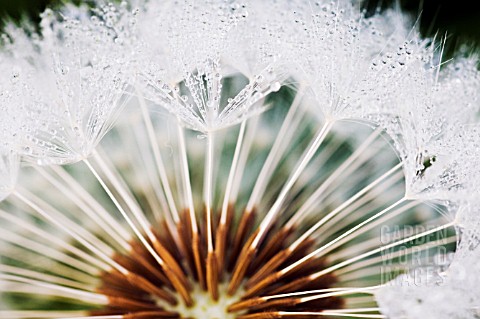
[{"x1": 0, "y1": 1, "x2": 479, "y2": 319}]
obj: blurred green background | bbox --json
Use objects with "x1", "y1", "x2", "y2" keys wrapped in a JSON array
[{"x1": 0, "y1": 0, "x2": 479, "y2": 54}]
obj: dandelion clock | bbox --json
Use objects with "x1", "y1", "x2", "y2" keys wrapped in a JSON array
[{"x1": 0, "y1": 1, "x2": 479, "y2": 319}]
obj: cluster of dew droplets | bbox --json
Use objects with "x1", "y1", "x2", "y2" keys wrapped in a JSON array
[
  {"x1": 0, "y1": 27, "x2": 46, "y2": 197},
  {"x1": 0, "y1": 74, "x2": 21, "y2": 200},
  {"x1": 338, "y1": 22, "x2": 474, "y2": 202},
  {"x1": 397, "y1": 56, "x2": 480, "y2": 200},
  {"x1": 89, "y1": 1, "x2": 140, "y2": 48},
  {"x1": 137, "y1": 0, "x2": 283, "y2": 133},
  {"x1": 1, "y1": 6, "x2": 132, "y2": 166},
  {"x1": 165, "y1": 1, "x2": 244, "y2": 131},
  {"x1": 283, "y1": 1, "x2": 409, "y2": 121}
]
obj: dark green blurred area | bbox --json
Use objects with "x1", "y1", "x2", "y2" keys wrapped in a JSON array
[
  {"x1": 367, "y1": 0, "x2": 480, "y2": 55},
  {"x1": 0, "y1": 0, "x2": 479, "y2": 54},
  {"x1": 0, "y1": 0, "x2": 58, "y2": 23}
]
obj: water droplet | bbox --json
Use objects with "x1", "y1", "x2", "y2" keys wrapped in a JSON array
[
  {"x1": 271, "y1": 82, "x2": 281, "y2": 92},
  {"x1": 161, "y1": 84, "x2": 172, "y2": 93},
  {"x1": 60, "y1": 65, "x2": 70, "y2": 75},
  {"x1": 11, "y1": 72, "x2": 19, "y2": 83}
]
